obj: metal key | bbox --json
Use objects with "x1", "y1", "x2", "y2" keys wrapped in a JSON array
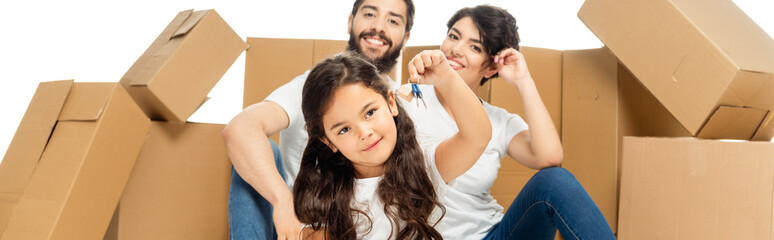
[{"x1": 411, "y1": 83, "x2": 428, "y2": 109}]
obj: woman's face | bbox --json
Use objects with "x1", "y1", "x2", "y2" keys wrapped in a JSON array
[
  {"x1": 440, "y1": 16, "x2": 496, "y2": 89},
  {"x1": 321, "y1": 83, "x2": 399, "y2": 178}
]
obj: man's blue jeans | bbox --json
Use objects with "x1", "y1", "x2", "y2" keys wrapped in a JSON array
[
  {"x1": 482, "y1": 167, "x2": 616, "y2": 240},
  {"x1": 228, "y1": 139, "x2": 284, "y2": 240}
]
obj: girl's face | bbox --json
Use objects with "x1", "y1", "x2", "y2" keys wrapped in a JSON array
[
  {"x1": 321, "y1": 83, "x2": 399, "y2": 178},
  {"x1": 440, "y1": 16, "x2": 497, "y2": 89}
]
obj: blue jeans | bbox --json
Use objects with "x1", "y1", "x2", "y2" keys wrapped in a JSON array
[
  {"x1": 228, "y1": 139, "x2": 285, "y2": 240},
  {"x1": 482, "y1": 167, "x2": 615, "y2": 240}
]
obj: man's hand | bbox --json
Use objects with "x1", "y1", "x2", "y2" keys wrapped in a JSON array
[{"x1": 274, "y1": 200, "x2": 303, "y2": 240}]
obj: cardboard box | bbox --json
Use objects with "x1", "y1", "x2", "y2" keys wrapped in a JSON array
[
  {"x1": 0, "y1": 80, "x2": 150, "y2": 239},
  {"x1": 579, "y1": 0, "x2": 774, "y2": 141},
  {"x1": 120, "y1": 9, "x2": 247, "y2": 122},
  {"x1": 0, "y1": 80, "x2": 72, "y2": 235},
  {"x1": 244, "y1": 37, "x2": 400, "y2": 108},
  {"x1": 243, "y1": 38, "x2": 347, "y2": 143},
  {"x1": 244, "y1": 38, "x2": 347, "y2": 108},
  {"x1": 562, "y1": 48, "x2": 690, "y2": 232},
  {"x1": 104, "y1": 122, "x2": 231, "y2": 240},
  {"x1": 618, "y1": 136, "x2": 774, "y2": 239}
]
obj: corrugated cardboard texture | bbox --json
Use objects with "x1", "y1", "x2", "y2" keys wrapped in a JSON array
[
  {"x1": 243, "y1": 38, "x2": 346, "y2": 143},
  {"x1": 400, "y1": 45, "x2": 492, "y2": 102},
  {"x1": 619, "y1": 137, "x2": 774, "y2": 239},
  {"x1": 578, "y1": 0, "x2": 774, "y2": 140},
  {"x1": 562, "y1": 48, "x2": 690, "y2": 232},
  {"x1": 1, "y1": 83, "x2": 150, "y2": 240},
  {"x1": 105, "y1": 122, "x2": 230, "y2": 240},
  {"x1": 244, "y1": 38, "x2": 400, "y2": 109},
  {"x1": 489, "y1": 46, "x2": 563, "y2": 211},
  {"x1": 120, "y1": 9, "x2": 247, "y2": 122},
  {"x1": 0, "y1": 80, "x2": 73, "y2": 235}
]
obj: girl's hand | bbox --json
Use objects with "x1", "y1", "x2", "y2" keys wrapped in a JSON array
[
  {"x1": 407, "y1": 50, "x2": 455, "y2": 86},
  {"x1": 493, "y1": 48, "x2": 532, "y2": 86}
]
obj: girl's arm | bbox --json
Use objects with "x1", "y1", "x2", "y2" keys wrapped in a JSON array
[
  {"x1": 495, "y1": 48, "x2": 563, "y2": 169},
  {"x1": 407, "y1": 50, "x2": 492, "y2": 183}
]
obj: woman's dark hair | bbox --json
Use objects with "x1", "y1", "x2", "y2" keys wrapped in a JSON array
[
  {"x1": 447, "y1": 5, "x2": 520, "y2": 85},
  {"x1": 294, "y1": 51, "x2": 444, "y2": 240}
]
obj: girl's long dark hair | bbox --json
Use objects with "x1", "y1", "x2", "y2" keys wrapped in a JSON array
[{"x1": 294, "y1": 52, "x2": 444, "y2": 240}]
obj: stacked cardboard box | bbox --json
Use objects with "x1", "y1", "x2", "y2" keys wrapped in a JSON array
[
  {"x1": 0, "y1": 81, "x2": 150, "y2": 239},
  {"x1": 0, "y1": 9, "x2": 244, "y2": 239},
  {"x1": 562, "y1": 48, "x2": 692, "y2": 233},
  {"x1": 576, "y1": 0, "x2": 774, "y2": 238},
  {"x1": 104, "y1": 122, "x2": 231, "y2": 240},
  {"x1": 106, "y1": 9, "x2": 244, "y2": 240}
]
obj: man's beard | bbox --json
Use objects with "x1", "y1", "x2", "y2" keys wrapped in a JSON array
[{"x1": 347, "y1": 29, "x2": 403, "y2": 74}]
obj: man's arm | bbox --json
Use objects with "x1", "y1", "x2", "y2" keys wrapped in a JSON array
[{"x1": 222, "y1": 100, "x2": 302, "y2": 239}]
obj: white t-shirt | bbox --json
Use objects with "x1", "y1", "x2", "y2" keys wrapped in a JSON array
[
  {"x1": 264, "y1": 70, "x2": 399, "y2": 189},
  {"x1": 399, "y1": 84, "x2": 529, "y2": 240},
  {"x1": 352, "y1": 140, "x2": 447, "y2": 239}
]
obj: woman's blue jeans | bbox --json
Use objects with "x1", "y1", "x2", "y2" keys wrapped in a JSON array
[
  {"x1": 228, "y1": 139, "x2": 284, "y2": 240},
  {"x1": 482, "y1": 167, "x2": 616, "y2": 240}
]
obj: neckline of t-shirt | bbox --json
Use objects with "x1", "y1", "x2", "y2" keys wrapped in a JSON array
[{"x1": 355, "y1": 175, "x2": 384, "y2": 184}]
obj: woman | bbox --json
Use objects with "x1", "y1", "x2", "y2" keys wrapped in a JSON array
[{"x1": 399, "y1": 5, "x2": 616, "y2": 240}]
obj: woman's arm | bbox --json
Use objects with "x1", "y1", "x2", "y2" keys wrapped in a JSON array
[
  {"x1": 407, "y1": 50, "x2": 492, "y2": 183},
  {"x1": 495, "y1": 48, "x2": 563, "y2": 169}
]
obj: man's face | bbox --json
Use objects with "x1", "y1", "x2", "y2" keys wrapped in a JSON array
[{"x1": 347, "y1": 0, "x2": 410, "y2": 73}]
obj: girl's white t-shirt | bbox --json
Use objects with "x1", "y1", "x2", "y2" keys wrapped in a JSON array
[
  {"x1": 399, "y1": 84, "x2": 529, "y2": 240},
  {"x1": 351, "y1": 138, "x2": 447, "y2": 239}
]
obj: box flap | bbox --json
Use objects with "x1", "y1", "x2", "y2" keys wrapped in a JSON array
[
  {"x1": 752, "y1": 111, "x2": 774, "y2": 141},
  {"x1": 696, "y1": 106, "x2": 768, "y2": 140},
  {"x1": 171, "y1": 10, "x2": 209, "y2": 39},
  {"x1": 0, "y1": 80, "x2": 72, "y2": 234},
  {"x1": 59, "y1": 83, "x2": 117, "y2": 121}
]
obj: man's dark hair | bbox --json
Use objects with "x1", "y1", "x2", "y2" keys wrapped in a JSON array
[{"x1": 351, "y1": 0, "x2": 415, "y2": 32}]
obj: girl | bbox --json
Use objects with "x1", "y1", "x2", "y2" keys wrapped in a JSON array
[
  {"x1": 399, "y1": 5, "x2": 616, "y2": 240},
  {"x1": 293, "y1": 51, "x2": 491, "y2": 239}
]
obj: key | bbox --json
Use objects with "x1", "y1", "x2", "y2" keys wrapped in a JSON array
[{"x1": 411, "y1": 83, "x2": 428, "y2": 109}]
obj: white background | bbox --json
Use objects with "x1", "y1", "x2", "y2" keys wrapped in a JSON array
[{"x1": 0, "y1": 0, "x2": 773, "y2": 162}]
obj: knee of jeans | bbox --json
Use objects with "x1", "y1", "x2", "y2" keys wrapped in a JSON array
[{"x1": 533, "y1": 167, "x2": 581, "y2": 193}]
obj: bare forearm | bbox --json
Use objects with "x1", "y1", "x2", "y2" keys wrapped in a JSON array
[
  {"x1": 224, "y1": 126, "x2": 292, "y2": 204},
  {"x1": 436, "y1": 72, "x2": 492, "y2": 147},
  {"x1": 514, "y1": 78, "x2": 563, "y2": 163},
  {"x1": 222, "y1": 102, "x2": 293, "y2": 206}
]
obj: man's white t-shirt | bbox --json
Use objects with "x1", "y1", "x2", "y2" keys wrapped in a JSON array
[
  {"x1": 264, "y1": 70, "x2": 399, "y2": 189},
  {"x1": 351, "y1": 140, "x2": 447, "y2": 239},
  {"x1": 399, "y1": 84, "x2": 529, "y2": 240}
]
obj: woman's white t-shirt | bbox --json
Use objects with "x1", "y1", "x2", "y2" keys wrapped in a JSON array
[
  {"x1": 351, "y1": 139, "x2": 447, "y2": 239},
  {"x1": 399, "y1": 84, "x2": 529, "y2": 240}
]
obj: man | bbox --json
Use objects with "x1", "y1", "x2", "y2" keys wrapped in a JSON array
[{"x1": 222, "y1": 0, "x2": 414, "y2": 239}]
